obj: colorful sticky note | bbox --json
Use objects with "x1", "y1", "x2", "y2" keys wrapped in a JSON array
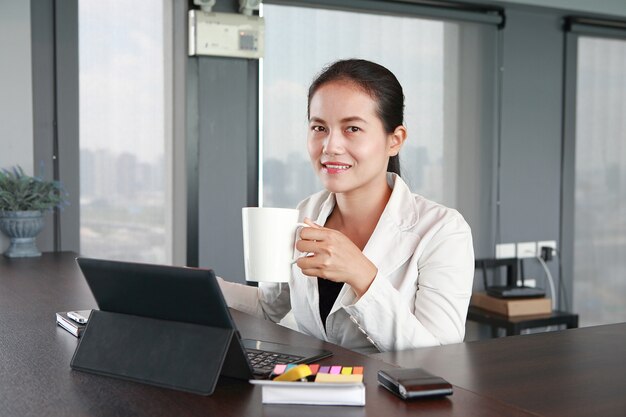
[
  {"x1": 309, "y1": 364, "x2": 320, "y2": 375},
  {"x1": 272, "y1": 364, "x2": 287, "y2": 375},
  {"x1": 315, "y1": 373, "x2": 364, "y2": 383},
  {"x1": 352, "y1": 366, "x2": 364, "y2": 375},
  {"x1": 319, "y1": 366, "x2": 331, "y2": 374},
  {"x1": 330, "y1": 366, "x2": 342, "y2": 374},
  {"x1": 341, "y1": 367, "x2": 353, "y2": 375},
  {"x1": 273, "y1": 364, "x2": 312, "y2": 382}
]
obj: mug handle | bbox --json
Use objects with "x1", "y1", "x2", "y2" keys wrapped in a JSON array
[{"x1": 291, "y1": 222, "x2": 310, "y2": 264}]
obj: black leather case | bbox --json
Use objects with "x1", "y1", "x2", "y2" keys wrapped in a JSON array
[
  {"x1": 70, "y1": 310, "x2": 236, "y2": 395},
  {"x1": 378, "y1": 368, "x2": 453, "y2": 400}
]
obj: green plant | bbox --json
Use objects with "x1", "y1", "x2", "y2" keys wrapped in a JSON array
[{"x1": 0, "y1": 166, "x2": 67, "y2": 211}]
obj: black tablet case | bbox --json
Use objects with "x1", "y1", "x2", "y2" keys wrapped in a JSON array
[
  {"x1": 70, "y1": 310, "x2": 244, "y2": 395},
  {"x1": 70, "y1": 258, "x2": 254, "y2": 396}
]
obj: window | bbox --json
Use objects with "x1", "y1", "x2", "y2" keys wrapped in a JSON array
[
  {"x1": 260, "y1": 4, "x2": 496, "y2": 248},
  {"x1": 78, "y1": 0, "x2": 172, "y2": 263},
  {"x1": 573, "y1": 35, "x2": 626, "y2": 326}
]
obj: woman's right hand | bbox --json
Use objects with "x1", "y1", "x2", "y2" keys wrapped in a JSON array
[{"x1": 296, "y1": 218, "x2": 378, "y2": 297}]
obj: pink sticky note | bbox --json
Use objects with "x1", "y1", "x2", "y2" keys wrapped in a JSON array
[
  {"x1": 273, "y1": 364, "x2": 287, "y2": 375},
  {"x1": 330, "y1": 366, "x2": 342, "y2": 374}
]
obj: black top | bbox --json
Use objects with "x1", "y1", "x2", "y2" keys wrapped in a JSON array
[{"x1": 318, "y1": 277, "x2": 344, "y2": 331}]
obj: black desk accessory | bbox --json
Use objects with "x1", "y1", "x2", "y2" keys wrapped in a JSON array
[
  {"x1": 378, "y1": 368, "x2": 453, "y2": 400},
  {"x1": 478, "y1": 258, "x2": 545, "y2": 299},
  {"x1": 72, "y1": 309, "x2": 237, "y2": 394},
  {"x1": 71, "y1": 257, "x2": 331, "y2": 395},
  {"x1": 71, "y1": 258, "x2": 250, "y2": 395}
]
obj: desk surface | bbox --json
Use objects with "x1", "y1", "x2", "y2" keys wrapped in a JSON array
[
  {"x1": 0, "y1": 252, "x2": 619, "y2": 417},
  {"x1": 374, "y1": 322, "x2": 626, "y2": 417},
  {"x1": 0, "y1": 252, "x2": 536, "y2": 417}
]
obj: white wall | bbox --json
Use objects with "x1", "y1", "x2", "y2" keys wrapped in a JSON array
[{"x1": 0, "y1": 0, "x2": 34, "y2": 251}]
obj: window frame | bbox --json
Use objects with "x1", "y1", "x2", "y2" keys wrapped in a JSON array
[{"x1": 561, "y1": 18, "x2": 626, "y2": 320}]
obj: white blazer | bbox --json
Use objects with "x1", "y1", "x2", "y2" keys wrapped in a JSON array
[{"x1": 218, "y1": 174, "x2": 475, "y2": 354}]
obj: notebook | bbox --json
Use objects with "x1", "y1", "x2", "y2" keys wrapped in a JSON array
[{"x1": 74, "y1": 257, "x2": 332, "y2": 380}]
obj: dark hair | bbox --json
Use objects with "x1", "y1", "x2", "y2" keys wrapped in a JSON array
[{"x1": 307, "y1": 59, "x2": 404, "y2": 176}]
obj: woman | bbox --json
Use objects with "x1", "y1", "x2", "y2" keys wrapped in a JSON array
[{"x1": 219, "y1": 59, "x2": 474, "y2": 353}]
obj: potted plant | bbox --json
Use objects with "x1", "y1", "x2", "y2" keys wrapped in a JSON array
[{"x1": 0, "y1": 166, "x2": 67, "y2": 258}]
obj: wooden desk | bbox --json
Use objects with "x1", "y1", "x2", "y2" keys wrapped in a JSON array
[
  {"x1": 374, "y1": 322, "x2": 626, "y2": 417},
  {"x1": 0, "y1": 252, "x2": 533, "y2": 417}
]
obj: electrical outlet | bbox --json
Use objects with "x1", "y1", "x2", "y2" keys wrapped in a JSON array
[
  {"x1": 495, "y1": 243, "x2": 516, "y2": 259},
  {"x1": 517, "y1": 242, "x2": 537, "y2": 259},
  {"x1": 537, "y1": 240, "x2": 557, "y2": 256}
]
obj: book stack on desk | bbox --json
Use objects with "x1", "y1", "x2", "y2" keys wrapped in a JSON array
[
  {"x1": 250, "y1": 364, "x2": 366, "y2": 406},
  {"x1": 471, "y1": 292, "x2": 551, "y2": 316}
]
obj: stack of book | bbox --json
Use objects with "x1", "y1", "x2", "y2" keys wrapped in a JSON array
[{"x1": 471, "y1": 292, "x2": 551, "y2": 316}]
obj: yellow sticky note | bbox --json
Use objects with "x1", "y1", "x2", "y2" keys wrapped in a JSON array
[
  {"x1": 273, "y1": 364, "x2": 312, "y2": 382},
  {"x1": 315, "y1": 373, "x2": 363, "y2": 383},
  {"x1": 341, "y1": 367, "x2": 353, "y2": 375}
]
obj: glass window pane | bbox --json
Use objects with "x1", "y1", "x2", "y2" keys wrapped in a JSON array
[
  {"x1": 261, "y1": 4, "x2": 495, "y2": 252},
  {"x1": 79, "y1": 0, "x2": 170, "y2": 263},
  {"x1": 573, "y1": 36, "x2": 626, "y2": 326}
]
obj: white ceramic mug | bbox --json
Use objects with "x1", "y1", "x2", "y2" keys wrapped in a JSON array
[{"x1": 242, "y1": 207, "x2": 307, "y2": 283}]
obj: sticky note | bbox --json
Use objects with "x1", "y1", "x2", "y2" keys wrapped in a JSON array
[
  {"x1": 272, "y1": 364, "x2": 287, "y2": 375},
  {"x1": 341, "y1": 367, "x2": 353, "y2": 375},
  {"x1": 273, "y1": 364, "x2": 312, "y2": 382},
  {"x1": 309, "y1": 364, "x2": 320, "y2": 375},
  {"x1": 285, "y1": 364, "x2": 297, "y2": 371},
  {"x1": 352, "y1": 366, "x2": 364, "y2": 375},
  {"x1": 315, "y1": 373, "x2": 364, "y2": 383},
  {"x1": 330, "y1": 366, "x2": 342, "y2": 374},
  {"x1": 318, "y1": 366, "x2": 331, "y2": 374}
]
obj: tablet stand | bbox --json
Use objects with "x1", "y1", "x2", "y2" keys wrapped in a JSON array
[{"x1": 70, "y1": 310, "x2": 240, "y2": 395}]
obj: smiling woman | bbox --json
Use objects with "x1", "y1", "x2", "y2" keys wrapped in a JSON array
[
  {"x1": 306, "y1": 60, "x2": 406, "y2": 199},
  {"x1": 218, "y1": 59, "x2": 475, "y2": 354}
]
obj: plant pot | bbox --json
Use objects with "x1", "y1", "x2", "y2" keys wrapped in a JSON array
[{"x1": 0, "y1": 210, "x2": 44, "y2": 258}]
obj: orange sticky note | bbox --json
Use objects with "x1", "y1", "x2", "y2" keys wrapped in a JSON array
[
  {"x1": 309, "y1": 364, "x2": 320, "y2": 375},
  {"x1": 352, "y1": 366, "x2": 364, "y2": 375}
]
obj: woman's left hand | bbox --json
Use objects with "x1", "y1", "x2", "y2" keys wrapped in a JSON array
[{"x1": 295, "y1": 218, "x2": 378, "y2": 297}]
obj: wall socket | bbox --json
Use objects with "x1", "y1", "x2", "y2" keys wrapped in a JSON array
[
  {"x1": 517, "y1": 242, "x2": 537, "y2": 258},
  {"x1": 538, "y1": 240, "x2": 557, "y2": 255},
  {"x1": 495, "y1": 241, "x2": 558, "y2": 259},
  {"x1": 495, "y1": 243, "x2": 516, "y2": 259}
]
